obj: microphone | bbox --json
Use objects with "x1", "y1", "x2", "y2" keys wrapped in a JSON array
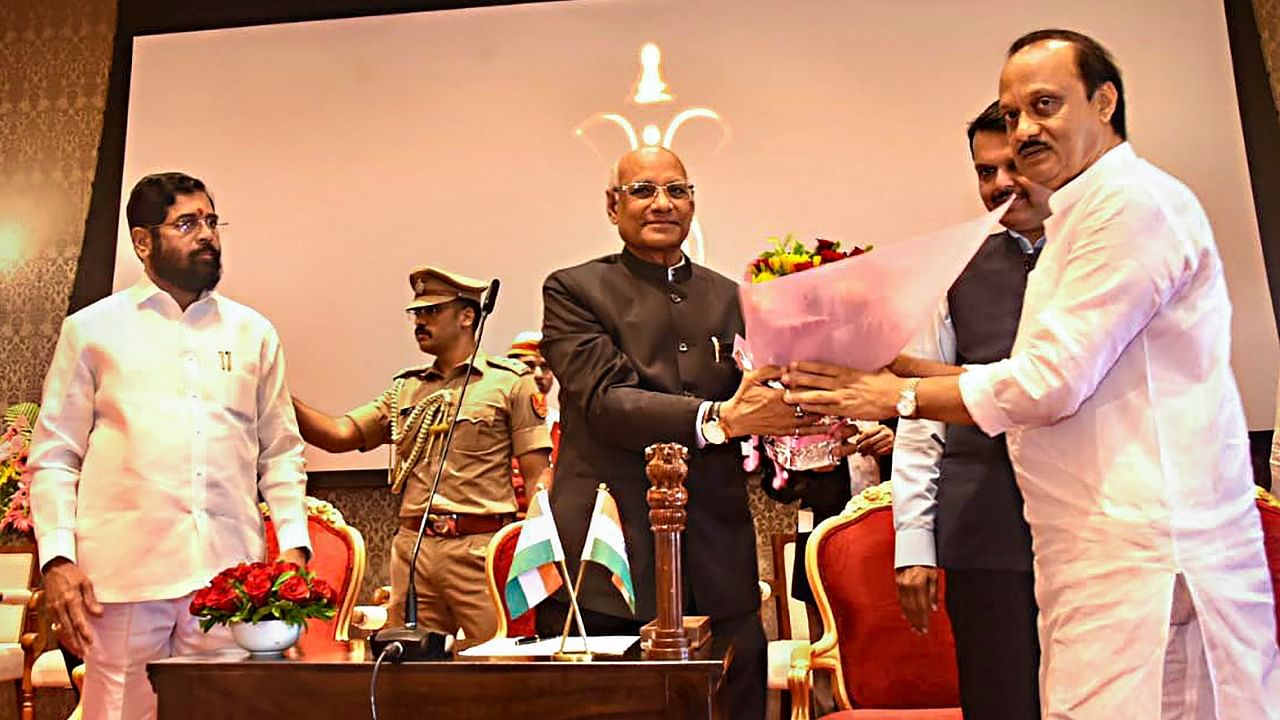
[
  {"x1": 369, "y1": 278, "x2": 502, "y2": 662},
  {"x1": 482, "y1": 278, "x2": 500, "y2": 315}
]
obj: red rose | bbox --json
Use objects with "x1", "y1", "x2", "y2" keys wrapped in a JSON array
[
  {"x1": 208, "y1": 586, "x2": 241, "y2": 613},
  {"x1": 189, "y1": 588, "x2": 211, "y2": 614},
  {"x1": 818, "y1": 250, "x2": 845, "y2": 263},
  {"x1": 846, "y1": 247, "x2": 867, "y2": 257},
  {"x1": 310, "y1": 579, "x2": 336, "y2": 605},
  {"x1": 815, "y1": 238, "x2": 837, "y2": 252},
  {"x1": 242, "y1": 569, "x2": 274, "y2": 605},
  {"x1": 793, "y1": 261, "x2": 814, "y2": 272},
  {"x1": 272, "y1": 561, "x2": 298, "y2": 580},
  {"x1": 226, "y1": 563, "x2": 254, "y2": 583},
  {"x1": 279, "y1": 576, "x2": 311, "y2": 603}
]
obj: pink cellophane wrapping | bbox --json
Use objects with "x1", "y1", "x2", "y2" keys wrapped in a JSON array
[{"x1": 738, "y1": 201, "x2": 1010, "y2": 370}]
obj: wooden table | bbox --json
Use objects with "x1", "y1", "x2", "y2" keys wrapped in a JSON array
[{"x1": 148, "y1": 641, "x2": 727, "y2": 719}]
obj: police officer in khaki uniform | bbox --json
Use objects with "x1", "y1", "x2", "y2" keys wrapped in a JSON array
[{"x1": 293, "y1": 266, "x2": 552, "y2": 645}]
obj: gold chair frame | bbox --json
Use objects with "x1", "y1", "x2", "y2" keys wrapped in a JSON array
[{"x1": 483, "y1": 521, "x2": 526, "y2": 639}]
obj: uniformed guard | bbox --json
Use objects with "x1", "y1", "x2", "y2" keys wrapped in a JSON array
[
  {"x1": 292, "y1": 266, "x2": 553, "y2": 646},
  {"x1": 506, "y1": 330, "x2": 561, "y2": 511},
  {"x1": 506, "y1": 330, "x2": 555, "y2": 397}
]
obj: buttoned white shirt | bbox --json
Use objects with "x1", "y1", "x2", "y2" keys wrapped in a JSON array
[
  {"x1": 958, "y1": 143, "x2": 1257, "y2": 537},
  {"x1": 956, "y1": 143, "x2": 1276, "y2": 715},
  {"x1": 28, "y1": 275, "x2": 311, "y2": 603},
  {"x1": 891, "y1": 231, "x2": 1042, "y2": 569}
]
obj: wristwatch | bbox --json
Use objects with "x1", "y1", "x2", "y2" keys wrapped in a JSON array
[
  {"x1": 701, "y1": 402, "x2": 728, "y2": 445},
  {"x1": 896, "y1": 378, "x2": 922, "y2": 419}
]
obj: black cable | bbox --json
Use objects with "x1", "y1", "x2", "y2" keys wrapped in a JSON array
[{"x1": 369, "y1": 641, "x2": 402, "y2": 720}]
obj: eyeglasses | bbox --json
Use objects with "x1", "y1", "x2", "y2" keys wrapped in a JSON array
[
  {"x1": 611, "y1": 181, "x2": 695, "y2": 201},
  {"x1": 150, "y1": 214, "x2": 224, "y2": 236}
]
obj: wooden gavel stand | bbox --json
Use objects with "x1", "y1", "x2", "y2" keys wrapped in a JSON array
[{"x1": 640, "y1": 442, "x2": 710, "y2": 660}]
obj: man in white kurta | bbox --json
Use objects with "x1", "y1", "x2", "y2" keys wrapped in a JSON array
[
  {"x1": 28, "y1": 172, "x2": 311, "y2": 720},
  {"x1": 786, "y1": 31, "x2": 1277, "y2": 719}
]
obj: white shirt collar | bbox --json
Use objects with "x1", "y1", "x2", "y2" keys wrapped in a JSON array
[
  {"x1": 666, "y1": 254, "x2": 688, "y2": 282},
  {"x1": 1048, "y1": 141, "x2": 1136, "y2": 216},
  {"x1": 126, "y1": 273, "x2": 218, "y2": 312},
  {"x1": 1007, "y1": 229, "x2": 1046, "y2": 254}
]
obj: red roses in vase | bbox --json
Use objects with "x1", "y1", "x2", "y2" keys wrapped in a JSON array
[{"x1": 189, "y1": 560, "x2": 337, "y2": 631}]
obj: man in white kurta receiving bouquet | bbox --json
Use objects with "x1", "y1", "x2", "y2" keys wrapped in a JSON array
[{"x1": 786, "y1": 29, "x2": 1278, "y2": 719}]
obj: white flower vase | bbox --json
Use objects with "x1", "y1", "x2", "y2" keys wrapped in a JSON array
[{"x1": 230, "y1": 619, "x2": 302, "y2": 658}]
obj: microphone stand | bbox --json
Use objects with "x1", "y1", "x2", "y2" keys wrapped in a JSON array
[{"x1": 370, "y1": 279, "x2": 502, "y2": 662}]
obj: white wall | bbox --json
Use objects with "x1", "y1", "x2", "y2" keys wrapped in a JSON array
[{"x1": 116, "y1": 0, "x2": 1278, "y2": 470}]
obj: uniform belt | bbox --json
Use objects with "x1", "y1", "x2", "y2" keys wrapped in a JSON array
[{"x1": 399, "y1": 513, "x2": 513, "y2": 538}]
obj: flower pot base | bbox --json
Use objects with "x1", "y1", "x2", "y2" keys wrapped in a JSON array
[
  {"x1": 230, "y1": 620, "x2": 302, "y2": 657},
  {"x1": 246, "y1": 649, "x2": 287, "y2": 659}
]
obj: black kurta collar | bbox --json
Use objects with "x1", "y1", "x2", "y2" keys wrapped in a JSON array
[{"x1": 621, "y1": 247, "x2": 693, "y2": 285}]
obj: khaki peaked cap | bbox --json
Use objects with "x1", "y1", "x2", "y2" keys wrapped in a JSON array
[{"x1": 405, "y1": 266, "x2": 488, "y2": 311}]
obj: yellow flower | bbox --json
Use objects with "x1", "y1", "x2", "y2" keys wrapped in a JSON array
[{"x1": 753, "y1": 270, "x2": 777, "y2": 283}]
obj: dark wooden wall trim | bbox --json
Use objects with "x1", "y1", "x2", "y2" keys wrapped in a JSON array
[
  {"x1": 1225, "y1": 0, "x2": 1280, "y2": 332},
  {"x1": 307, "y1": 469, "x2": 389, "y2": 491}
]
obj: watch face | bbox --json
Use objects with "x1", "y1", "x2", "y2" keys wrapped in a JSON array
[
  {"x1": 703, "y1": 421, "x2": 726, "y2": 445},
  {"x1": 896, "y1": 397, "x2": 914, "y2": 417}
]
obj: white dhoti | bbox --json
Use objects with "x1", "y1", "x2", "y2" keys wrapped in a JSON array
[
  {"x1": 1034, "y1": 506, "x2": 1278, "y2": 720},
  {"x1": 82, "y1": 593, "x2": 239, "y2": 720}
]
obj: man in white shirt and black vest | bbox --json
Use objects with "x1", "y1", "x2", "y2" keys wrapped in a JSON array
[{"x1": 891, "y1": 100, "x2": 1050, "y2": 720}]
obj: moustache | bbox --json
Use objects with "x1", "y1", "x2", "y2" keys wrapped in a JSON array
[
  {"x1": 191, "y1": 246, "x2": 221, "y2": 261},
  {"x1": 1017, "y1": 140, "x2": 1050, "y2": 157},
  {"x1": 992, "y1": 188, "x2": 1016, "y2": 205}
]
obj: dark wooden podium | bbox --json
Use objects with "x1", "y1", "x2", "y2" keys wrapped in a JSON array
[{"x1": 148, "y1": 640, "x2": 728, "y2": 720}]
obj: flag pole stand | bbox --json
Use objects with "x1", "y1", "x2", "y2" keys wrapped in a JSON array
[{"x1": 554, "y1": 559, "x2": 593, "y2": 662}]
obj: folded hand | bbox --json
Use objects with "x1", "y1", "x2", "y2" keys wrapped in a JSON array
[
  {"x1": 720, "y1": 365, "x2": 826, "y2": 438},
  {"x1": 782, "y1": 361, "x2": 902, "y2": 421}
]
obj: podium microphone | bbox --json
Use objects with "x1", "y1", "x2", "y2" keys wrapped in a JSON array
[{"x1": 369, "y1": 277, "x2": 502, "y2": 662}]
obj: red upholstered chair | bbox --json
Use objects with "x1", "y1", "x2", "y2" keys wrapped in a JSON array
[
  {"x1": 1258, "y1": 487, "x2": 1280, "y2": 645},
  {"x1": 483, "y1": 521, "x2": 537, "y2": 638},
  {"x1": 789, "y1": 483, "x2": 962, "y2": 720},
  {"x1": 262, "y1": 497, "x2": 366, "y2": 660}
]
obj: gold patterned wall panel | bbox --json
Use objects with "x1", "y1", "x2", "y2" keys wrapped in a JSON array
[
  {"x1": 1258, "y1": 0, "x2": 1280, "y2": 121},
  {"x1": 0, "y1": 0, "x2": 116, "y2": 409}
]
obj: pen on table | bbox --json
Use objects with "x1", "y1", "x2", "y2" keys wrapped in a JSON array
[{"x1": 513, "y1": 635, "x2": 542, "y2": 645}]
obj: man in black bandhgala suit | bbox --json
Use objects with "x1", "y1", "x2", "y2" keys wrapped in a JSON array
[{"x1": 538, "y1": 146, "x2": 815, "y2": 720}]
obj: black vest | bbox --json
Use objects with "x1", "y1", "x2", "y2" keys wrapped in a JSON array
[{"x1": 936, "y1": 232, "x2": 1038, "y2": 571}]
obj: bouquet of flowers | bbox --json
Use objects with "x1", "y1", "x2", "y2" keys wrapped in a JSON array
[
  {"x1": 189, "y1": 560, "x2": 337, "y2": 631},
  {"x1": 0, "y1": 403, "x2": 39, "y2": 542},
  {"x1": 737, "y1": 204, "x2": 1013, "y2": 476},
  {"x1": 740, "y1": 237, "x2": 874, "y2": 474},
  {"x1": 747, "y1": 234, "x2": 872, "y2": 284}
]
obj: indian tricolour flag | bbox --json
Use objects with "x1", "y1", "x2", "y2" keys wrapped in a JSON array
[
  {"x1": 504, "y1": 488, "x2": 565, "y2": 619},
  {"x1": 581, "y1": 485, "x2": 635, "y2": 613}
]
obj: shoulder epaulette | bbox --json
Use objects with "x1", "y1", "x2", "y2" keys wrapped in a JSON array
[
  {"x1": 485, "y1": 355, "x2": 530, "y2": 375},
  {"x1": 392, "y1": 364, "x2": 433, "y2": 380}
]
